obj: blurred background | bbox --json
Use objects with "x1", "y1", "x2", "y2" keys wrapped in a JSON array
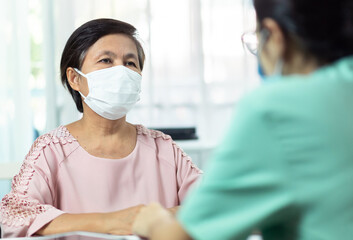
[{"x1": 0, "y1": 0, "x2": 259, "y2": 198}]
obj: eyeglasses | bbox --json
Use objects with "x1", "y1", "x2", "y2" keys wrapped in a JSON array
[{"x1": 241, "y1": 31, "x2": 258, "y2": 56}]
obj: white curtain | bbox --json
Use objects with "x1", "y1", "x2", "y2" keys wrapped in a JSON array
[{"x1": 0, "y1": 0, "x2": 33, "y2": 197}]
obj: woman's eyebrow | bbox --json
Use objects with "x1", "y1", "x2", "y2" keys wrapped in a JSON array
[
  {"x1": 95, "y1": 50, "x2": 118, "y2": 59},
  {"x1": 124, "y1": 53, "x2": 138, "y2": 61}
]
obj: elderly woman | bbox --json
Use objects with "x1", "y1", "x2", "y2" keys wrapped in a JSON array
[
  {"x1": 132, "y1": 0, "x2": 353, "y2": 239},
  {"x1": 0, "y1": 19, "x2": 202, "y2": 238}
]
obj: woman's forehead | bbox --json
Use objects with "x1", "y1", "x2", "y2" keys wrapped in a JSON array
[{"x1": 87, "y1": 34, "x2": 138, "y2": 58}]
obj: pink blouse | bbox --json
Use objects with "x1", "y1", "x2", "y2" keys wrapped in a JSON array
[{"x1": 0, "y1": 125, "x2": 202, "y2": 238}]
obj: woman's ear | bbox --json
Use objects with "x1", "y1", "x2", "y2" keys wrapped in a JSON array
[
  {"x1": 66, "y1": 67, "x2": 81, "y2": 91},
  {"x1": 261, "y1": 18, "x2": 286, "y2": 62}
]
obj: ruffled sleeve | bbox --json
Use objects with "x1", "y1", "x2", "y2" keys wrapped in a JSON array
[
  {"x1": 0, "y1": 128, "x2": 74, "y2": 238},
  {"x1": 172, "y1": 142, "x2": 203, "y2": 202}
]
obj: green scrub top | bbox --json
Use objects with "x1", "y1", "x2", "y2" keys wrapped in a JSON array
[{"x1": 178, "y1": 56, "x2": 353, "y2": 240}]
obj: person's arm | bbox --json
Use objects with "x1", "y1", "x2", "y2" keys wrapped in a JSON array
[
  {"x1": 37, "y1": 205, "x2": 143, "y2": 236},
  {"x1": 0, "y1": 134, "x2": 142, "y2": 238},
  {"x1": 175, "y1": 96, "x2": 295, "y2": 240},
  {"x1": 0, "y1": 135, "x2": 65, "y2": 238}
]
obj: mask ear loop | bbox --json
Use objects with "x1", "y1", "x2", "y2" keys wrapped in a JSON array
[
  {"x1": 74, "y1": 68, "x2": 88, "y2": 78},
  {"x1": 73, "y1": 68, "x2": 88, "y2": 99}
]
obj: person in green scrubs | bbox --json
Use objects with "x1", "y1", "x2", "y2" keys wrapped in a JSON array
[{"x1": 132, "y1": 0, "x2": 353, "y2": 239}]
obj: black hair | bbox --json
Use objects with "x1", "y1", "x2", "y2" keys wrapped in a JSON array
[
  {"x1": 254, "y1": 0, "x2": 353, "y2": 64},
  {"x1": 60, "y1": 18, "x2": 145, "y2": 113}
]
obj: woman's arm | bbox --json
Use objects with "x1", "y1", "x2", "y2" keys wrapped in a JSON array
[
  {"x1": 0, "y1": 135, "x2": 66, "y2": 238},
  {"x1": 37, "y1": 205, "x2": 178, "y2": 236},
  {"x1": 36, "y1": 205, "x2": 144, "y2": 236}
]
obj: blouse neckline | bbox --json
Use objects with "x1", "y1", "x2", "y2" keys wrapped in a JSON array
[{"x1": 60, "y1": 125, "x2": 140, "y2": 161}]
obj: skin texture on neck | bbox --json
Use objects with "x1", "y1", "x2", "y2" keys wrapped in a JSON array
[
  {"x1": 79, "y1": 104, "x2": 131, "y2": 138},
  {"x1": 65, "y1": 111, "x2": 137, "y2": 160},
  {"x1": 283, "y1": 49, "x2": 320, "y2": 75}
]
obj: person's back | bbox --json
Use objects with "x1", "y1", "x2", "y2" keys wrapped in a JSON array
[{"x1": 244, "y1": 56, "x2": 353, "y2": 239}]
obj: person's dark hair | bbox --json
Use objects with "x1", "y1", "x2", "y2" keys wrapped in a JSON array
[
  {"x1": 254, "y1": 0, "x2": 353, "y2": 64},
  {"x1": 60, "y1": 18, "x2": 145, "y2": 113}
]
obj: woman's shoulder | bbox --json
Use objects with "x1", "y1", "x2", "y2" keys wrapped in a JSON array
[
  {"x1": 135, "y1": 125, "x2": 199, "y2": 170},
  {"x1": 136, "y1": 124, "x2": 179, "y2": 153},
  {"x1": 26, "y1": 126, "x2": 78, "y2": 163},
  {"x1": 136, "y1": 125, "x2": 172, "y2": 142},
  {"x1": 32, "y1": 125, "x2": 77, "y2": 147}
]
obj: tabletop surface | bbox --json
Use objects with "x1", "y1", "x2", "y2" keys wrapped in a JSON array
[{"x1": 5, "y1": 231, "x2": 141, "y2": 240}]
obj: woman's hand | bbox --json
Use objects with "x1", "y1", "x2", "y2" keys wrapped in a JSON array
[
  {"x1": 168, "y1": 206, "x2": 179, "y2": 215},
  {"x1": 104, "y1": 204, "x2": 145, "y2": 235},
  {"x1": 132, "y1": 202, "x2": 173, "y2": 238}
]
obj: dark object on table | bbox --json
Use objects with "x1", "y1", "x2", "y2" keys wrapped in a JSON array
[{"x1": 153, "y1": 127, "x2": 198, "y2": 140}]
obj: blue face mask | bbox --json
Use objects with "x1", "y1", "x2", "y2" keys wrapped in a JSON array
[
  {"x1": 257, "y1": 59, "x2": 266, "y2": 80},
  {"x1": 258, "y1": 59, "x2": 284, "y2": 83}
]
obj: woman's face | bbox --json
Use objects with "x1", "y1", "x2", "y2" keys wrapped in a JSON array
[{"x1": 77, "y1": 33, "x2": 141, "y2": 96}]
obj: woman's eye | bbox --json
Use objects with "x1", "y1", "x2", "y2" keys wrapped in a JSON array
[
  {"x1": 98, "y1": 58, "x2": 112, "y2": 64},
  {"x1": 126, "y1": 61, "x2": 137, "y2": 67}
]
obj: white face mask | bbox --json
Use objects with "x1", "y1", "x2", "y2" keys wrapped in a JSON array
[{"x1": 74, "y1": 65, "x2": 142, "y2": 120}]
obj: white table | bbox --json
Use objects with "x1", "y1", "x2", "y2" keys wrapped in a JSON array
[{"x1": 5, "y1": 231, "x2": 141, "y2": 240}]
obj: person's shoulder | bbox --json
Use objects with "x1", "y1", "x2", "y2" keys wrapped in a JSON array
[
  {"x1": 136, "y1": 125, "x2": 173, "y2": 148},
  {"x1": 135, "y1": 125, "x2": 199, "y2": 170},
  {"x1": 239, "y1": 74, "x2": 317, "y2": 114},
  {"x1": 33, "y1": 125, "x2": 77, "y2": 147},
  {"x1": 26, "y1": 126, "x2": 78, "y2": 163}
]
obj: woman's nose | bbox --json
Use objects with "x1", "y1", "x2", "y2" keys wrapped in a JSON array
[{"x1": 113, "y1": 59, "x2": 124, "y2": 67}]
